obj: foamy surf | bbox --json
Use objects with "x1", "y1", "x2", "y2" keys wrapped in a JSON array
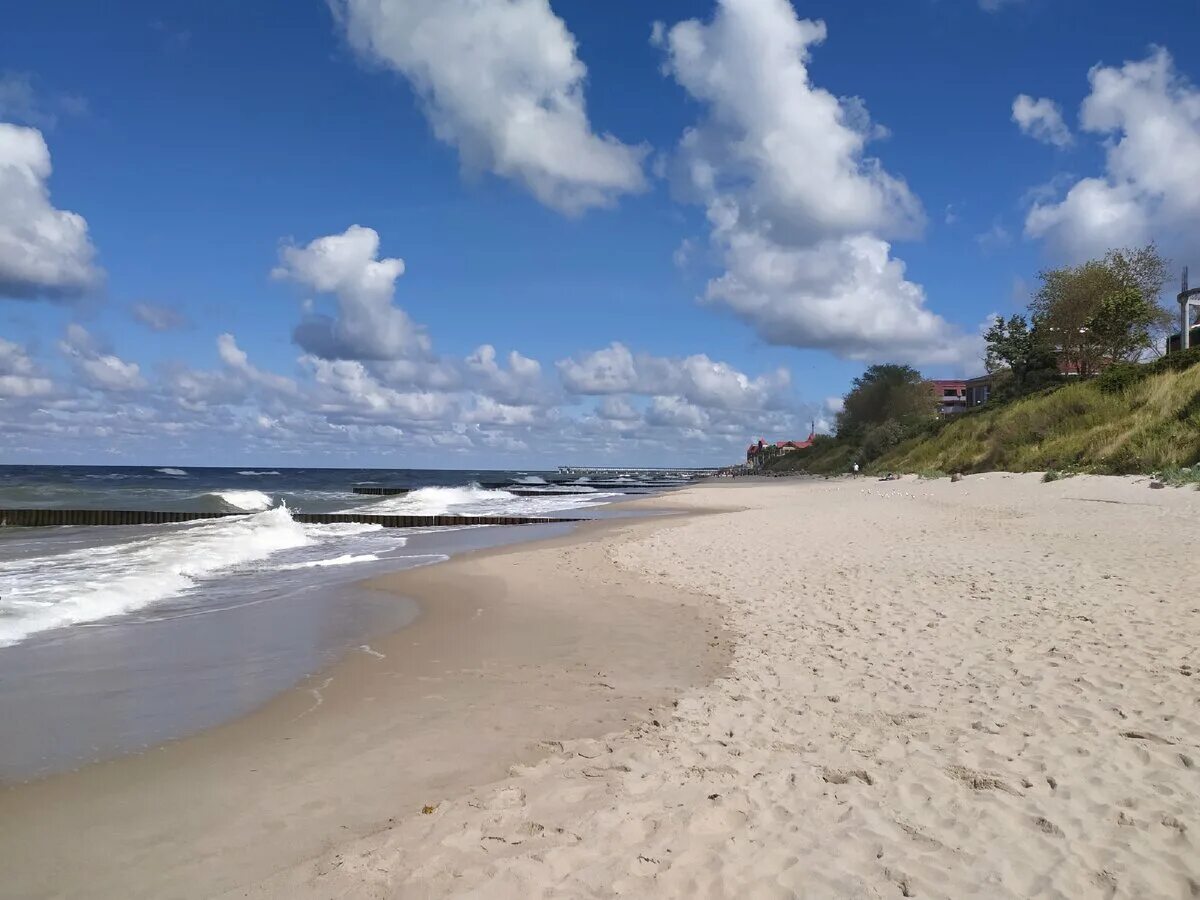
[
  {"x1": 237, "y1": 470, "x2": 281, "y2": 476},
  {"x1": 205, "y1": 489, "x2": 275, "y2": 512},
  {"x1": 0, "y1": 506, "x2": 314, "y2": 646},
  {"x1": 353, "y1": 482, "x2": 619, "y2": 517},
  {"x1": 277, "y1": 553, "x2": 381, "y2": 570},
  {"x1": 359, "y1": 484, "x2": 517, "y2": 516},
  {"x1": 155, "y1": 467, "x2": 188, "y2": 476}
]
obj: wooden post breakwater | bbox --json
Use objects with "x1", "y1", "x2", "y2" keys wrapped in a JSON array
[
  {"x1": 0, "y1": 509, "x2": 584, "y2": 529},
  {"x1": 352, "y1": 485, "x2": 627, "y2": 497}
]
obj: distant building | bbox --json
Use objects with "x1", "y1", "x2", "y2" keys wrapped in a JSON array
[
  {"x1": 746, "y1": 433, "x2": 816, "y2": 469},
  {"x1": 1167, "y1": 324, "x2": 1200, "y2": 355},
  {"x1": 964, "y1": 373, "x2": 995, "y2": 407},
  {"x1": 931, "y1": 379, "x2": 967, "y2": 415}
]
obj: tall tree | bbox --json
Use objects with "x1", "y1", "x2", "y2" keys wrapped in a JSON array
[
  {"x1": 836, "y1": 364, "x2": 936, "y2": 439},
  {"x1": 1030, "y1": 243, "x2": 1172, "y2": 375},
  {"x1": 983, "y1": 314, "x2": 1058, "y2": 393}
]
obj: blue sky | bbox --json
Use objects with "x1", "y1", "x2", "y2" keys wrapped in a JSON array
[{"x1": 1, "y1": 0, "x2": 1197, "y2": 467}]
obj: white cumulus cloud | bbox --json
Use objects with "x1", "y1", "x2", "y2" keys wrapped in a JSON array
[
  {"x1": 0, "y1": 123, "x2": 100, "y2": 299},
  {"x1": 274, "y1": 225, "x2": 431, "y2": 361},
  {"x1": 597, "y1": 395, "x2": 639, "y2": 421},
  {"x1": 59, "y1": 324, "x2": 145, "y2": 392},
  {"x1": 1012, "y1": 94, "x2": 1073, "y2": 147},
  {"x1": 217, "y1": 333, "x2": 299, "y2": 397},
  {"x1": 465, "y1": 344, "x2": 547, "y2": 405},
  {"x1": 0, "y1": 337, "x2": 54, "y2": 398},
  {"x1": 557, "y1": 341, "x2": 790, "y2": 410},
  {"x1": 656, "y1": 0, "x2": 975, "y2": 366},
  {"x1": 1024, "y1": 48, "x2": 1200, "y2": 261},
  {"x1": 330, "y1": 0, "x2": 647, "y2": 215},
  {"x1": 646, "y1": 395, "x2": 708, "y2": 430}
]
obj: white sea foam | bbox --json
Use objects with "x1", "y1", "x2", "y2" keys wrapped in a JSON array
[
  {"x1": 354, "y1": 482, "x2": 617, "y2": 517},
  {"x1": 237, "y1": 470, "x2": 281, "y2": 476},
  {"x1": 277, "y1": 553, "x2": 381, "y2": 570},
  {"x1": 303, "y1": 521, "x2": 385, "y2": 537},
  {"x1": 363, "y1": 483, "x2": 517, "y2": 516},
  {"x1": 155, "y1": 467, "x2": 188, "y2": 476},
  {"x1": 207, "y1": 489, "x2": 275, "y2": 512},
  {"x1": 515, "y1": 484, "x2": 596, "y2": 494},
  {"x1": 514, "y1": 475, "x2": 549, "y2": 485},
  {"x1": 0, "y1": 506, "x2": 314, "y2": 647}
]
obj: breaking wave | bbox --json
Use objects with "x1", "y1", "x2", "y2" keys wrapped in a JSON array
[
  {"x1": 363, "y1": 484, "x2": 517, "y2": 516},
  {"x1": 0, "y1": 506, "x2": 313, "y2": 646},
  {"x1": 204, "y1": 490, "x2": 275, "y2": 512},
  {"x1": 354, "y1": 482, "x2": 618, "y2": 517}
]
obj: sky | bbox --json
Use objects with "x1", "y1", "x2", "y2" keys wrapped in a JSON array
[{"x1": 1, "y1": 0, "x2": 1198, "y2": 468}]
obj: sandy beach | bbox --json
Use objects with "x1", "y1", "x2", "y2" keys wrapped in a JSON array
[{"x1": 4, "y1": 474, "x2": 1199, "y2": 899}]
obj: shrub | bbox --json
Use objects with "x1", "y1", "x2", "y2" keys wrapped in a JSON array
[
  {"x1": 860, "y1": 420, "x2": 909, "y2": 461},
  {"x1": 1096, "y1": 363, "x2": 1143, "y2": 394},
  {"x1": 1157, "y1": 466, "x2": 1200, "y2": 487},
  {"x1": 1148, "y1": 347, "x2": 1200, "y2": 375}
]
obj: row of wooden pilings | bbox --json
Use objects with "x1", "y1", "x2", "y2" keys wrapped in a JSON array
[{"x1": 0, "y1": 509, "x2": 585, "y2": 529}]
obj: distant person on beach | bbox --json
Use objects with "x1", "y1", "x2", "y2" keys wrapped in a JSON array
[{"x1": 853, "y1": 463, "x2": 859, "y2": 474}]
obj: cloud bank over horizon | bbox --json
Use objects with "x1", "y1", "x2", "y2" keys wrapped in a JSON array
[{"x1": 2, "y1": 222, "x2": 818, "y2": 465}]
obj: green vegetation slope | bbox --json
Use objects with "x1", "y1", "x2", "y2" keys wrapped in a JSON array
[{"x1": 766, "y1": 350, "x2": 1200, "y2": 477}]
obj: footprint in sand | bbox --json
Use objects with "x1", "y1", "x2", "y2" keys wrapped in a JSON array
[{"x1": 688, "y1": 805, "x2": 747, "y2": 836}]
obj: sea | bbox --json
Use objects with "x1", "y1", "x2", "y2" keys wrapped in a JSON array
[{"x1": 0, "y1": 465, "x2": 674, "y2": 781}]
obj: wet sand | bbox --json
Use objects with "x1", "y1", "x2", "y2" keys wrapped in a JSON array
[
  {"x1": 0, "y1": 523, "x2": 573, "y2": 782},
  {"x1": 0, "y1": 505, "x2": 731, "y2": 899}
]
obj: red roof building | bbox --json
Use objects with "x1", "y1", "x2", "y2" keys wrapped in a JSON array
[
  {"x1": 746, "y1": 433, "x2": 816, "y2": 468},
  {"x1": 931, "y1": 379, "x2": 967, "y2": 415}
]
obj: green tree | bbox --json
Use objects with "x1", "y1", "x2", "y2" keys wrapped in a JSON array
[
  {"x1": 1031, "y1": 243, "x2": 1172, "y2": 375},
  {"x1": 1102, "y1": 244, "x2": 1173, "y2": 357},
  {"x1": 1104, "y1": 244, "x2": 1170, "y2": 312},
  {"x1": 836, "y1": 364, "x2": 936, "y2": 441},
  {"x1": 1031, "y1": 260, "x2": 1112, "y2": 377},
  {"x1": 1087, "y1": 286, "x2": 1159, "y2": 363},
  {"x1": 983, "y1": 314, "x2": 1058, "y2": 393}
]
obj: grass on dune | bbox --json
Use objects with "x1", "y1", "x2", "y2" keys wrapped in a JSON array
[{"x1": 766, "y1": 358, "x2": 1200, "y2": 477}]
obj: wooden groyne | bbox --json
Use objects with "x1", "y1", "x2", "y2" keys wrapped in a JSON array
[
  {"x1": 0, "y1": 509, "x2": 584, "y2": 529},
  {"x1": 353, "y1": 485, "x2": 627, "y2": 497}
]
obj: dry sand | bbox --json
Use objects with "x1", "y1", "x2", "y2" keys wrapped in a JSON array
[{"x1": 242, "y1": 474, "x2": 1200, "y2": 899}]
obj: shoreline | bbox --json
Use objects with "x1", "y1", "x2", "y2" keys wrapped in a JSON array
[
  {"x1": 0, "y1": 518, "x2": 585, "y2": 782},
  {"x1": 0, "y1": 494, "x2": 734, "y2": 899}
]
